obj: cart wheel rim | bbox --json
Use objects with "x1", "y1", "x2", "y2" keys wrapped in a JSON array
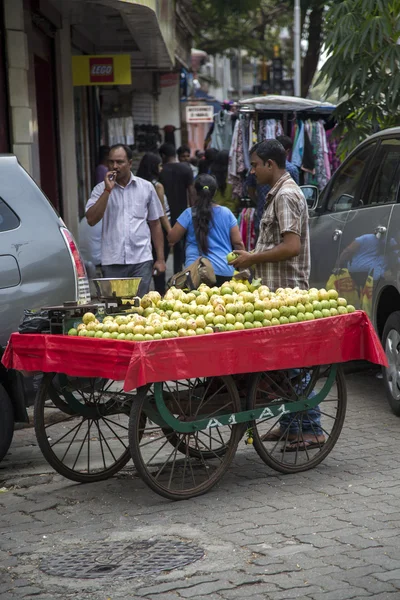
[
  {"x1": 248, "y1": 366, "x2": 347, "y2": 474},
  {"x1": 129, "y1": 376, "x2": 242, "y2": 500},
  {"x1": 34, "y1": 374, "x2": 149, "y2": 483}
]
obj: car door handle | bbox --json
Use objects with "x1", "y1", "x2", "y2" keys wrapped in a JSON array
[
  {"x1": 374, "y1": 226, "x2": 387, "y2": 239},
  {"x1": 333, "y1": 229, "x2": 342, "y2": 241}
]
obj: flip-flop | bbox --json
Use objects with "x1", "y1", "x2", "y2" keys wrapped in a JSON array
[{"x1": 283, "y1": 439, "x2": 325, "y2": 453}]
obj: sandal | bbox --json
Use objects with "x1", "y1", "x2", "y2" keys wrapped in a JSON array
[{"x1": 283, "y1": 438, "x2": 325, "y2": 453}]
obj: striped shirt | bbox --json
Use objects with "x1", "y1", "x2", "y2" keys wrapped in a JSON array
[
  {"x1": 255, "y1": 172, "x2": 310, "y2": 290},
  {"x1": 86, "y1": 174, "x2": 163, "y2": 266}
]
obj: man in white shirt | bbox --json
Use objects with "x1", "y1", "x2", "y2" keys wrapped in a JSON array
[{"x1": 86, "y1": 144, "x2": 166, "y2": 296}]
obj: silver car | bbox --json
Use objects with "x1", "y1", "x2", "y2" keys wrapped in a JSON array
[
  {"x1": 0, "y1": 155, "x2": 90, "y2": 461},
  {"x1": 304, "y1": 127, "x2": 400, "y2": 415}
]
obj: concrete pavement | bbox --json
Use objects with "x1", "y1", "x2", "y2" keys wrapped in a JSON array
[{"x1": 1, "y1": 371, "x2": 400, "y2": 600}]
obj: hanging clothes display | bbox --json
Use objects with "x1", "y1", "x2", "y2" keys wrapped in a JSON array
[
  {"x1": 326, "y1": 128, "x2": 342, "y2": 175},
  {"x1": 301, "y1": 120, "x2": 331, "y2": 190},
  {"x1": 228, "y1": 116, "x2": 284, "y2": 200},
  {"x1": 107, "y1": 116, "x2": 134, "y2": 146},
  {"x1": 228, "y1": 119, "x2": 245, "y2": 198},
  {"x1": 210, "y1": 110, "x2": 234, "y2": 151},
  {"x1": 237, "y1": 206, "x2": 256, "y2": 251}
]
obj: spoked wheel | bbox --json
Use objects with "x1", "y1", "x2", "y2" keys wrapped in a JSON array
[
  {"x1": 247, "y1": 365, "x2": 347, "y2": 474},
  {"x1": 129, "y1": 376, "x2": 242, "y2": 500},
  {"x1": 34, "y1": 373, "x2": 150, "y2": 483},
  {"x1": 161, "y1": 379, "x2": 233, "y2": 459}
]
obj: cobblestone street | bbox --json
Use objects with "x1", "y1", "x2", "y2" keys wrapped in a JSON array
[{"x1": 1, "y1": 371, "x2": 400, "y2": 600}]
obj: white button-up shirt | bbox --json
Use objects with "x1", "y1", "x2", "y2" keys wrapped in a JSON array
[{"x1": 86, "y1": 174, "x2": 163, "y2": 266}]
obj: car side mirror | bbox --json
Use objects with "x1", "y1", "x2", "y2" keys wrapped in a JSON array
[{"x1": 301, "y1": 185, "x2": 319, "y2": 211}]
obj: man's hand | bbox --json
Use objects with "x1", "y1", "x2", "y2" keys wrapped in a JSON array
[
  {"x1": 231, "y1": 250, "x2": 255, "y2": 270},
  {"x1": 104, "y1": 171, "x2": 117, "y2": 193},
  {"x1": 153, "y1": 260, "x2": 166, "y2": 274}
]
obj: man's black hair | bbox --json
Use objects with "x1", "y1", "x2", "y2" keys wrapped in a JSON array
[
  {"x1": 276, "y1": 135, "x2": 293, "y2": 152},
  {"x1": 159, "y1": 143, "x2": 176, "y2": 158},
  {"x1": 177, "y1": 144, "x2": 191, "y2": 156},
  {"x1": 109, "y1": 144, "x2": 133, "y2": 160},
  {"x1": 249, "y1": 140, "x2": 286, "y2": 169}
]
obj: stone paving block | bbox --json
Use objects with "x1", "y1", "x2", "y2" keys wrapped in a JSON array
[
  {"x1": 374, "y1": 569, "x2": 400, "y2": 582},
  {"x1": 308, "y1": 588, "x2": 372, "y2": 600},
  {"x1": 178, "y1": 580, "x2": 237, "y2": 598}
]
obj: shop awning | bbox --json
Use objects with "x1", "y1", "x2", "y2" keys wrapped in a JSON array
[
  {"x1": 239, "y1": 95, "x2": 336, "y2": 114},
  {"x1": 52, "y1": 0, "x2": 175, "y2": 70}
]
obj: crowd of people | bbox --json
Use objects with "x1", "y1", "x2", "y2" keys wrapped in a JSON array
[
  {"x1": 81, "y1": 135, "x2": 303, "y2": 299},
  {"x1": 82, "y1": 137, "x2": 321, "y2": 449}
]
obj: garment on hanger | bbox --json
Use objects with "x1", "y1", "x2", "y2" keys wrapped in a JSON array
[
  {"x1": 291, "y1": 120, "x2": 304, "y2": 168},
  {"x1": 210, "y1": 110, "x2": 234, "y2": 150},
  {"x1": 238, "y1": 207, "x2": 256, "y2": 251},
  {"x1": 326, "y1": 128, "x2": 341, "y2": 174}
]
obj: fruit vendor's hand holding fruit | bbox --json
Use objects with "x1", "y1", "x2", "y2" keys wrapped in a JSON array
[{"x1": 68, "y1": 284, "x2": 356, "y2": 341}]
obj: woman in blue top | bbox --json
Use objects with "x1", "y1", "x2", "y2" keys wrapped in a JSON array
[{"x1": 168, "y1": 174, "x2": 244, "y2": 285}]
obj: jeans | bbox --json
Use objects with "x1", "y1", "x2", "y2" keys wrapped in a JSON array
[
  {"x1": 278, "y1": 369, "x2": 323, "y2": 436},
  {"x1": 102, "y1": 261, "x2": 154, "y2": 297}
]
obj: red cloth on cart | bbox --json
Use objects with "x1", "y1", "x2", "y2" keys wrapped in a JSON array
[{"x1": 2, "y1": 312, "x2": 386, "y2": 392}]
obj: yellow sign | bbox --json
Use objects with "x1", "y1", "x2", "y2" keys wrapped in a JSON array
[{"x1": 72, "y1": 55, "x2": 132, "y2": 86}]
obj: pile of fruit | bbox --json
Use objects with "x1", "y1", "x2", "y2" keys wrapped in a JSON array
[{"x1": 68, "y1": 280, "x2": 356, "y2": 342}]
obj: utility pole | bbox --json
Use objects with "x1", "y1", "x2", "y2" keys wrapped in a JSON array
[
  {"x1": 237, "y1": 47, "x2": 243, "y2": 99},
  {"x1": 294, "y1": 0, "x2": 301, "y2": 96}
]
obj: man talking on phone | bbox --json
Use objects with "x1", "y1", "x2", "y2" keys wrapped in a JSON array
[{"x1": 86, "y1": 144, "x2": 166, "y2": 297}]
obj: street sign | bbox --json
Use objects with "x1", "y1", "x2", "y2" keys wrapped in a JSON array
[
  {"x1": 186, "y1": 105, "x2": 214, "y2": 123},
  {"x1": 72, "y1": 55, "x2": 132, "y2": 86}
]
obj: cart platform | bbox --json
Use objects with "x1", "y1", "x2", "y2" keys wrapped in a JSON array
[{"x1": 2, "y1": 311, "x2": 387, "y2": 389}]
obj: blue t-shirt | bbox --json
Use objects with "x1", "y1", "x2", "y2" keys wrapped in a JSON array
[
  {"x1": 177, "y1": 205, "x2": 237, "y2": 276},
  {"x1": 348, "y1": 234, "x2": 386, "y2": 278}
]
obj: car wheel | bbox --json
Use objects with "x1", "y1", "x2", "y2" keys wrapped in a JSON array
[
  {"x1": 382, "y1": 311, "x2": 400, "y2": 416},
  {"x1": 0, "y1": 384, "x2": 14, "y2": 462}
]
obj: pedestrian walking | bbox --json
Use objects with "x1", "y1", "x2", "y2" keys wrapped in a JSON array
[
  {"x1": 159, "y1": 143, "x2": 196, "y2": 273},
  {"x1": 137, "y1": 152, "x2": 171, "y2": 295},
  {"x1": 168, "y1": 174, "x2": 244, "y2": 286},
  {"x1": 198, "y1": 147, "x2": 218, "y2": 175},
  {"x1": 86, "y1": 144, "x2": 166, "y2": 297},
  {"x1": 178, "y1": 144, "x2": 198, "y2": 178}
]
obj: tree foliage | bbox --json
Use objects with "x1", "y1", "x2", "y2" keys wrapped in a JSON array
[
  {"x1": 190, "y1": 0, "x2": 330, "y2": 97},
  {"x1": 320, "y1": 0, "x2": 400, "y2": 155}
]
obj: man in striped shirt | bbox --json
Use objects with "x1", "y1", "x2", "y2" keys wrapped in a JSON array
[{"x1": 231, "y1": 140, "x2": 310, "y2": 291}]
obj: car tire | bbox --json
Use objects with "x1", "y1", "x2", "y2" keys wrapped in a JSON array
[
  {"x1": 0, "y1": 384, "x2": 14, "y2": 462},
  {"x1": 382, "y1": 311, "x2": 400, "y2": 416}
]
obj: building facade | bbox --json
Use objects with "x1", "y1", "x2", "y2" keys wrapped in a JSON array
[{"x1": 2, "y1": 0, "x2": 194, "y2": 240}]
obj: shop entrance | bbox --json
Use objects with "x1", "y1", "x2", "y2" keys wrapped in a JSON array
[{"x1": 34, "y1": 35, "x2": 61, "y2": 213}]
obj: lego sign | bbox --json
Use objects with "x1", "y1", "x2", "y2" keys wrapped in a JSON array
[
  {"x1": 89, "y1": 57, "x2": 114, "y2": 83},
  {"x1": 186, "y1": 105, "x2": 214, "y2": 123},
  {"x1": 72, "y1": 55, "x2": 131, "y2": 86}
]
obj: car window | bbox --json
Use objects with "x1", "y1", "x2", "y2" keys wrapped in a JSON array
[
  {"x1": 0, "y1": 198, "x2": 20, "y2": 232},
  {"x1": 364, "y1": 139, "x2": 400, "y2": 207},
  {"x1": 325, "y1": 143, "x2": 377, "y2": 213}
]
